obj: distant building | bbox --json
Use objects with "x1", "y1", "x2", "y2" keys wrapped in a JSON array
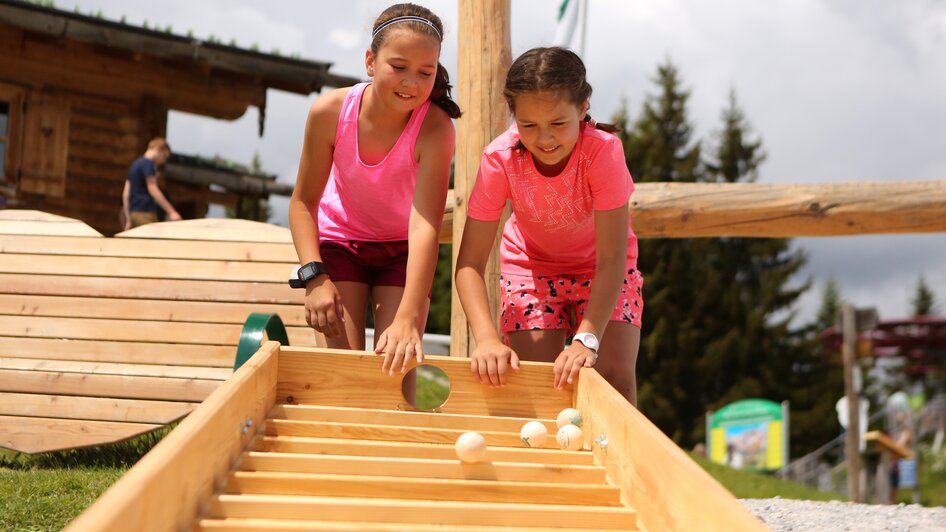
[{"x1": 0, "y1": 0, "x2": 359, "y2": 233}]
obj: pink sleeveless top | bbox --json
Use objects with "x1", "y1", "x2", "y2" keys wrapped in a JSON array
[{"x1": 317, "y1": 82, "x2": 432, "y2": 242}]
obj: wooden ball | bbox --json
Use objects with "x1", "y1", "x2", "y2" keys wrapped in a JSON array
[
  {"x1": 519, "y1": 421, "x2": 549, "y2": 448},
  {"x1": 556, "y1": 424, "x2": 584, "y2": 451},
  {"x1": 455, "y1": 431, "x2": 487, "y2": 463},
  {"x1": 556, "y1": 407, "x2": 583, "y2": 428}
]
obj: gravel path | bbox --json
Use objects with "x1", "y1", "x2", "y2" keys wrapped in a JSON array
[{"x1": 741, "y1": 498, "x2": 946, "y2": 531}]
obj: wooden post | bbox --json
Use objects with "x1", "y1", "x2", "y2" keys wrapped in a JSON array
[
  {"x1": 841, "y1": 304, "x2": 861, "y2": 502},
  {"x1": 450, "y1": 0, "x2": 511, "y2": 357}
]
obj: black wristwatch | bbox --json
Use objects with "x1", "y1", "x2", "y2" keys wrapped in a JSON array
[{"x1": 289, "y1": 261, "x2": 328, "y2": 288}]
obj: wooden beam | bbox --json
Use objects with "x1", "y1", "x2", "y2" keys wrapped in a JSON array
[
  {"x1": 66, "y1": 341, "x2": 281, "y2": 532},
  {"x1": 450, "y1": 0, "x2": 511, "y2": 358}
]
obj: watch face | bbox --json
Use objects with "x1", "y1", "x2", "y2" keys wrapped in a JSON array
[{"x1": 576, "y1": 333, "x2": 599, "y2": 351}]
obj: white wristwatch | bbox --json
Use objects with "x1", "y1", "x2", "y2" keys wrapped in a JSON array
[{"x1": 572, "y1": 332, "x2": 600, "y2": 353}]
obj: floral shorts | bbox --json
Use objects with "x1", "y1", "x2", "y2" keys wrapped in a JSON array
[{"x1": 499, "y1": 268, "x2": 644, "y2": 336}]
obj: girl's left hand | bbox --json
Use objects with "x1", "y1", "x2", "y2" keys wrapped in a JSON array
[
  {"x1": 375, "y1": 318, "x2": 424, "y2": 375},
  {"x1": 553, "y1": 343, "x2": 596, "y2": 390}
]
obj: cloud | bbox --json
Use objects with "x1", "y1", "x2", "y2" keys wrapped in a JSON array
[{"x1": 329, "y1": 28, "x2": 362, "y2": 50}]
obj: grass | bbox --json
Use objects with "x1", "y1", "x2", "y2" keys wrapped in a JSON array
[{"x1": 691, "y1": 453, "x2": 841, "y2": 501}]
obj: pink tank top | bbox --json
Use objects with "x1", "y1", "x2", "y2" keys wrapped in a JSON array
[{"x1": 317, "y1": 82, "x2": 432, "y2": 242}]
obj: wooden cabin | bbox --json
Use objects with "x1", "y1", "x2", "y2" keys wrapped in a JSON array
[{"x1": 0, "y1": 0, "x2": 359, "y2": 234}]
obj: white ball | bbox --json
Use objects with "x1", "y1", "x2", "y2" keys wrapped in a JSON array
[
  {"x1": 556, "y1": 408, "x2": 583, "y2": 428},
  {"x1": 519, "y1": 420, "x2": 549, "y2": 448},
  {"x1": 455, "y1": 431, "x2": 487, "y2": 463},
  {"x1": 556, "y1": 424, "x2": 584, "y2": 451}
]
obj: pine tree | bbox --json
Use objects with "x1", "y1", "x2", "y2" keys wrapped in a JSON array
[{"x1": 911, "y1": 275, "x2": 938, "y2": 316}]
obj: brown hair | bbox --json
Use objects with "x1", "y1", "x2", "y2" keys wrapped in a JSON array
[
  {"x1": 371, "y1": 3, "x2": 461, "y2": 119},
  {"x1": 504, "y1": 47, "x2": 618, "y2": 135},
  {"x1": 147, "y1": 137, "x2": 170, "y2": 152}
]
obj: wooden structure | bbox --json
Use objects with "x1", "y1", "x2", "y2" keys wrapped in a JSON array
[
  {"x1": 0, "y1": 210, "x2": 322, "y2": 453},
  {"x1": 0, "y1": 0, "x2": 358, "y2": 234},
  {"x1": 68, "y1": 342, "x2": 765, "y2": 531}
]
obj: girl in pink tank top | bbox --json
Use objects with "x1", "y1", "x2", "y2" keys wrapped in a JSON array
[{"x1": 288, "y1": 4, "x2": 460, "y2": 375}]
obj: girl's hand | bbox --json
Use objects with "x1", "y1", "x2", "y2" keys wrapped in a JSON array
[
  {"x1": 470, "y1": 339, "x2": 520, "y2": 387},
  {"x1": 304, "y1": 277, "x2": 343, "y2": 338},
  {"x1": 375, "y1": 317, "x2": 424, "y2": 375},
  {"x1": 553, "y1": 343, "x2": 596, "y2": 390}
]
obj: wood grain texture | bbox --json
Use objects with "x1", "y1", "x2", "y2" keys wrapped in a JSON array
[{"x1": 0, "y1": 415, "x2": 161, "y2": 454}]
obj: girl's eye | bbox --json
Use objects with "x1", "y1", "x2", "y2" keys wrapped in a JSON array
[
  {"x1": 520, "y1": 124, "x2": 535, "y2": 129},
  {"x1": 552, "y1": 122, "x2": 566, "y2": 127},
  {"x1": 420, "y1": 72, "x2": 433, "y2": 78},
  {"x1": 392, "y1": 65, "x2": 405, "y2": 71}
]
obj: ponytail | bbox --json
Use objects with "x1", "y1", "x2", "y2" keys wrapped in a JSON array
[
  {"x1": 584, "y1": 114, "x2": 620, "y2": 134},
  {"x1": 430, "y1": 62, "x2": 462, "y2": 119}
]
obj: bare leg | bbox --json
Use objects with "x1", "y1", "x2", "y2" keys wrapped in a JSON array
[
  {"x1": 595, "y1": 322, "x2": 641, "y2": 406},
  {"x1": 372, "y1": 285, "x2": 430, "y2": 402},
  {"x1": 507, "y1": 329, "x2": 569, "y2": 363},
  {"x1": 325, "y1": 281, "x2": 370, "y2": 350}
]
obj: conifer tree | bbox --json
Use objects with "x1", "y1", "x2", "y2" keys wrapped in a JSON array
[{"x1": 911, "y1": 275, "x2": 938, "y2": 316}]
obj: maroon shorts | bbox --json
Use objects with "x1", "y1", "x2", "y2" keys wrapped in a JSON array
[{"x1": 320, "y1": 240, "x2": 409, "y2": 287}]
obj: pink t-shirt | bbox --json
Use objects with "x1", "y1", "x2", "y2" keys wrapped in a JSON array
[
  {"x1": 467, "y1": 123, "x2": 638, "y2": 276},
  {"x1": 317, "y1": 83, "x2": 431, "y2": 242}
]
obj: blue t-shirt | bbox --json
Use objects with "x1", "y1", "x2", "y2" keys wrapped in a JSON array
[{"x1": 127, "y1": 156, "x2": 158, "y2": 213}]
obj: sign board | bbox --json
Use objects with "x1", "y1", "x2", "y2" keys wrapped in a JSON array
[{"x1": 707, "y1": 399, "x2": 788, "y2": 471}]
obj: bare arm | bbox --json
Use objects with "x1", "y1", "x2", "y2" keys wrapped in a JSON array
[
  {"x1": 121, "y1": 180, "x2": 131, "y2": 230},
  {"x1": 554, "y1": 205, "x2": 629, "y2": 388},
  {"x1": 145, "y1": 177, "x2": 181, "y2": 221},
  {"x1": 375, "y1": 106, "x2": 455, "y2": 370}
]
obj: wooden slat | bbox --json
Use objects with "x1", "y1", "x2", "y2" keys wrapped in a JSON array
[
  {"x1": 0, "y1": 415, "x2": 161, "y2": 454},
  {"x1": 0, "y1": 254, "x2": 290, "y2": 282},
  {"x1": 264, "y1": 419, "x2": 558, "y2": 449},
  {"x1": 239, "y1": 452, "x2": 605, "y2": 484},
  {"x1": 0, "y1": 315, "x2": 312, "y2": 346},
  {"x1": 0, "y1": 392, "x2": 196, "y2": 424},
  {"x1": 0, "y1": 234, "x2": 298, "y2": 262},
  {"x1": 117, "y1": 218, "x2": 293, "y2": 243},
  {"x1": 0, "y1": 211, "x2": 102, "y2": 236},
  {"x1": 225, "y1": 470, "x2": 622, "y2": 506},
  {"x1": 0, "y1": 273, "x2": 302, "y2": 303},
  {"x1": 196, "y1": 518, "x2": 600, "y2": 531},
  {"x1": 277, "y1": 348, "x2": 572, "y2": 419},
  {"x1": 67, "y1": 342, "x2": 281, "y2": 532},
  {"x1": 576, "y1": 368, "x2": 766, "y2": 531},
  {"x1": 0, "y1": 294, "x2": 306, "y2": 327},
  {"x1": 0, "y1": 337, "x2": 234, "y2": 367},
  {"x1": 0, "y1": 357, "x2": 231, "y2": 380},
  {"x1": 0, "y1": 368, "x2": 221, "y2": 402},
  {"x1": 272, "y1": 404, "x2": 557, "y2": 433},
  {"x1": 208, "y1": 494, "x2": 636, "y2": 530},
  {"x1": 253, "y1": 435, "x2": 594, "y2": 465}
]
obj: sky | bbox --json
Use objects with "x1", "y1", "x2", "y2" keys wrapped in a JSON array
[{"x1": 61, "y1": 0, "x2": 946, "y2": 326}]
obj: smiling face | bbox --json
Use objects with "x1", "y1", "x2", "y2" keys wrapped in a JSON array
[
  {"x1": 512, "y1": 90, "x2": 589, "y2": 176},
  {"x1": 366, "y1": 29, "x2": 440, "y2": 113}
]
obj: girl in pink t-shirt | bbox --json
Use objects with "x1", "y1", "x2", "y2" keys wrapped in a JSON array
[
  {"x1": 289, "y1": 4, "x2": 459, "y2": 374},
  {"x1": 456, "y1": 47, "x2": 644, "y2": 404}
]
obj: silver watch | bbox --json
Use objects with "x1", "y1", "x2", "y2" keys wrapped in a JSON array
[{"x1": 573, "y1": 332, "x2": 600, "y2": 353}]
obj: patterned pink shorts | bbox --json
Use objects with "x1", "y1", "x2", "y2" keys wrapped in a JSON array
[{"x1": 499, "y1": 268, "x2": 644, "y2": 336}]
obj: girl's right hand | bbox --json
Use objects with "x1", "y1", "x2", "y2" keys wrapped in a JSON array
[
  {"x1": 304, "y1": 277, "x2": 344, "y2": 338},
  {"x1": 470, "y1": 339, "x2": 520, "y2": 387}
]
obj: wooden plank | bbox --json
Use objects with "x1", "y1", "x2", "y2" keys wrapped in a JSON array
[
  {"x1": 0, "y1": 357, "x2": 232, "y2": 380},
  {"x1": 0, "y1": 415, "x2": 161, "y2": 454},
  {"x1": 225, "y1": 470, "x2": 622, "y2": 506},
  {"x1": 0, "y1": 210, "x2": 102, "y2": 236},
  {"x1": 0, "y1": 234, "x2": 298, "y2": 262},
  {"x1": 272, "y1": 404, "x2": 557, "y2": 433},
  {"x1": 20, "y1": 93, "x2": 70, "y2": 197},
  {"x1": 0, "y1": 274, "x2": 303, "y2": 304},
  {"x1": 264, "y1": 419, "x2": 558, "y2": 449},
  {"x1": 0, "y1": 254, "x2": 291, "y2": 282},
  {"x1": 0, "y1": 294, "x2": 305, "y2": 327},
  {"x1": 865, "y1": 430, "x2": 914, "y2": 460},
  {"x1": 239, "y1": 452, "x2": 605, "y2": 484},
  {"x1": 277, "y1": 348, "x2": 572, "y2": 419},
  {"x1": 117, "y1": 217, "x2": 293, "y2": 243},
  {"x1": 0, "y1": 337, "x2": 233, "y2": 367},
  {"x1": 451, "y1": 0, "x2": 512, "y2": 358},
  {"x1": 253, "y1": 435, "x2": 595, "y2": 466},
  {"x1": 575, "y1": 369, "x2": 766, "y2": 531},
  {"x1": 208, "y1": 494, "x2": 635, "y2": 530},
  {"x1": 66, "y1": 342, "x2": 281, "y2": 532},
  {"x1": 0, "y1": 368, "x2": 221, "y2": 402},
  {"x1": 196, "y1": 518, "x2": 600, "y2": 531},
  {"x1": 0, "y1": 392, "x2": 196, "y2": 424}
]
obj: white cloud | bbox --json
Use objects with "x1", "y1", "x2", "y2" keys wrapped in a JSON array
[{"x1": 328, "y1": 28, "x2": 363, "y2": 50}]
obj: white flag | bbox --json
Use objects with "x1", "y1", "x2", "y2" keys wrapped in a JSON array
[{"x1": 553, "y1": 0, "x2": 586, "y2": 55}]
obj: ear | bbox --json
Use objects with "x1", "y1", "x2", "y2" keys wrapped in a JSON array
[
  {"x1": 580, "y1": 100, "x2": 590, "y2": 117},
  {"x1": 365, "y1": 48, "x2": 375, "y2": 77}
]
